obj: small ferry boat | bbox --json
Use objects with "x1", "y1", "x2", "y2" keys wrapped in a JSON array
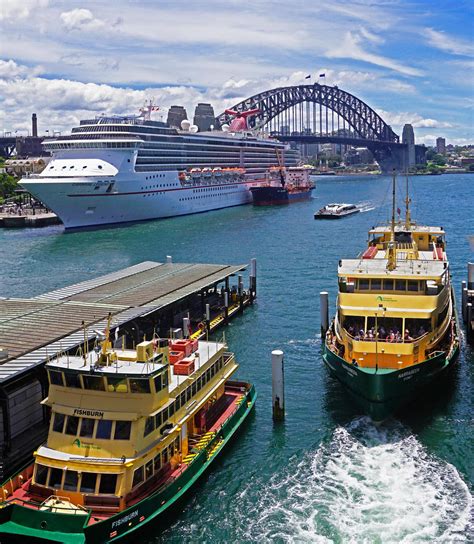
[
  {"x1": 314, "y1": 203, "x2": 359, "y2": 219},
  {"x1": 0, "y1": 320, "x2": 256, "y2": 542},
  {"x1": 322, "y1": 175, "x2": 459, "y2": 420},
  {"x1": 250, "y1": 166, "x2": 314, "y2": 206}
]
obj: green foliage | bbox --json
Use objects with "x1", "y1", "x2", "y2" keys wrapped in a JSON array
[
  {"x1": 468, "y1": 163, "x2": 474, "y2": 172},
  {"x1": 0, "y1": 173, "x2": 18, "y2": 199}
]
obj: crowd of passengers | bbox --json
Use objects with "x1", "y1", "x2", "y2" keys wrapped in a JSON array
[{"x1": 346, "y1": 323, "x2": 428, "y2": 343}]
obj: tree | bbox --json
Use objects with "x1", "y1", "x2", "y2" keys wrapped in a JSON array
[{"x1": 0, "y1": 173, "x2": 18, "y2": 200}]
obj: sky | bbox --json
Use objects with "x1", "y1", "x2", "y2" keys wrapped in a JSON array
[{"x1": 0, "y1": 0, "x2": 473, "y2": 146}]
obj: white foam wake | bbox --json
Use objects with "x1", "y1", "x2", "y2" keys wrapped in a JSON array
[{"x1": 241, "y1": 418, "x2": 472, "y2": 543}]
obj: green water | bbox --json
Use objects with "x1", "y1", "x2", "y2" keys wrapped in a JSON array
[{"x1": 1, "y1": 174, "x2": 473, "y2": 542}]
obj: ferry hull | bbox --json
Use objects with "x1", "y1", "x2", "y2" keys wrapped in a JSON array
[
  {"x1": 250, "y1": 186, "x2": 313, "y2": 206},
  {"x1": 322, "y1": 331, "x2": 459, "y2": 421},
  {"x1": 0, "y1": 382, "x2": 256, "y2": 543}
]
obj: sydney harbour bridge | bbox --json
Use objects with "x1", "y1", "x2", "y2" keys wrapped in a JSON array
[{"x1": 216, "y1": 83, "x2": 425, "y2": 173}]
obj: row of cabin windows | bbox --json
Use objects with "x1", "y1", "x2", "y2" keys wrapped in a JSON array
[
  {"x1": 144, "y1": 355, "x2": 225, "y2": 437},
  {"x1": 48, "y1": 369, "x2": 168, "y2": 395},
  {"x1": 35, "y1": 464, "x2": 118, "y2": 495},
  {"x1": 355, "y1": 279, "x2": 423, "y2": 292},
  {"x1": 52, "y1": 413, "x2": 131, "y2": 440},
  {"x1": 132, "y1": 436, "x2": 180, "y2": 489}
]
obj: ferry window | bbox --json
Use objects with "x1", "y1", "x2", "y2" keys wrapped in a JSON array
[
  {"x1": 382, "y1": 279, "x2": 394, "y2": 291},
  {"x1": 132, "y1": 466, "x2": 144, "y2": 488},
  {"x1": 80, "y1": 472, "x2": 97, "y2": 494},
  {"x1": 197, "y1": 377, "x2": 202, "y2": 391},
  {"x1": 169, "y1": 403, "x2": 175, "y2": 417},
  {"x1": 114, "y1": 420, "x2": 131, "y2": 440},
  {"x1": 63, "y1": 470, "x2": 78, "y2": 491},
  {"x1": 107, "y1": 376, "x2": 128, "y2": 393},
  {"x1": 371, "y1": 279, "x2": 381, "y2": 290},
  {"x1": 186, "y1": 388, "x2": 192, "y2": 402},
  {"x1": 163, "y1": 372, "x2": 169, "y2": 388},
  {"x1": 407, "y1": 280, "x2": 418, "y2": 292},
  {"x1": 83, "y1": 375, "x2": 105, "y2": 391},
  {"x1": 395, "y1": 280, "x2": 406, "y2": 291},
  {"x1": 358, "y1": 279, "x2": 369, "y2": 290},
  {"x1": 153, "y1": 374, "x2": 162, "y2": 392},
  {"x1": 180, "y1": 391, "x2": 186, "y2": 407},
  {"x1": 49, "y1": 370, "x2": 64, "y2": 386},
  {"x1": 145, "y1": 461, "x2": 153, "y2": 480},
  {"x1": 99, "y1": 474, "x2": 117, "y2": 495},
  {"x1": 153, "y1": 454, "x2": 161, "y2": 472},
  {"x1": 144, "y1": 416, "x2": 154, "y2": 437},
  {"x1": 155, "y1": 412, "x2": 162, "y2": 428},
  {"x1": 96, "y1": 419, "x2": 113, "y2": 440},
  {"x1": 52, "y1": 413, "x2": 65, "y2": 433},
  {"x1": 80, "y1": 417, "x2": 95, "y2": 438},
  {"x1": 162, "y1": 407, "x2": 168, "y2": 421},
  {"x1": 65, "y1": 416, "x2": 79, "y2": 436},
  {"x1": 162, "y1": 449, "x2": 169, "y2": 465},
  {"x1": 129, "y1": 378, "x2": 151, "y2": 394},
  {"x1": 49, "y1": 468, "x2": 63, "y2": 489},
  {"x1": 191, "y1": 382, "x2": 197, "y2": 396},
  {"x1": 64, "y1": 373, "x2": 82, "y2": 388},
  {"x1": 35, "y1": 464, "x2": 48, "y2": 486},
  {"x1": 175, "y1": 397, "x2": 180, "y2": 411}
]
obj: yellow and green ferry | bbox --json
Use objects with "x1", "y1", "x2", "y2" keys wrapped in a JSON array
[
  {"x1": 323, "y1": 176, "x2": 459, "y2": 420},
  {"x1": 0, "y1": 324, "x2": 256, "y2": 542}
]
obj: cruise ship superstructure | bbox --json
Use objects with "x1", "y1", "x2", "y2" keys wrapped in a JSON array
[{"x1": 21, "y1": 107, "x2": 299, "y2": 228}]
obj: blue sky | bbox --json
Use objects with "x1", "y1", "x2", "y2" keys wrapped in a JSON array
[{"x1": 1, "y1": 0, "x2": 473, "y2": 145}]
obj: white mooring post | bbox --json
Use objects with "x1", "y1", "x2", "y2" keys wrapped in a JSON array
[
  {"x1": 205, "y1": 303, "x2": 211, "y2": 333},
  {"x1": 183, "y1": 317, "x2": 190, "y2": 338},
  {"x1": 224, "y1": 291, "x2": 229, "y2": 322},
  {"x1": 250, "y1": 258, "x2": 257, "y2": 298},
  {"x1": 320, "y1": 291, "x2": 329, "y2": 338},
  {"x1": 166, "y1": 255, "x2": 172, "y2": 264},
  {"x1": 468, "y1": 262, "x2": 474, "y2": 290},
  {"x1": 271, "y1": 350, "x2": 285, "y2": 421}
]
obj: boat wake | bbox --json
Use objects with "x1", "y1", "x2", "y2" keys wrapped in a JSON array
[
  {"x1": 238, "y1": 417, "x2": 473, "y2": 543},
  {"x1": 358, "y1": 200, "x2": 376, "y2": 213}
]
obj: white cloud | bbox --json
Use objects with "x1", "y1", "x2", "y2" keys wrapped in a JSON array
[
  {"x1": 60, "y1": 8, "x2": 121, "y2": 33},
  {"x1": 0, "y1": 0, "x2": 49, "y2": 21},
  {"x1": 327, "y1": 31, "x2": 423, "y2": 77},
  {"x1": 0, "y1": 59, "x2": 43, "y2": 79},
  {"x1": 425, "y1": 28, "x2": 474, "y2": 57},
  {"x1": 377, "y1": 109, "x2": 454, "y2": 131}
]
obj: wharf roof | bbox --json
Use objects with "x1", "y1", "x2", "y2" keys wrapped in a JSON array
[
  {"x1": 0, "y1": 261, "x2": 245, "y2": 384},
  {"x1": 338, "y1": 258, "x2": 447, "y2": 278}
]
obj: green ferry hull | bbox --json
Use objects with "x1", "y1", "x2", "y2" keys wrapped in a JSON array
[
  {"x1": 0, "y1": 383, "x2": 257, "y2": 544},
  {"x1": 322, "y1": 339, "x2": 459, "y2": 421}
]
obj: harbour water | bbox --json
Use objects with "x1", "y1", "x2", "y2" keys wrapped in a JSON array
[{"x1": 1, "y1": 174, "x2": 473, "y2": 542}]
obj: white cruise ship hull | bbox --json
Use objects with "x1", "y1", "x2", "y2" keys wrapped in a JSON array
[{"x1": 22, "y1": 173, "x2": 258, "y2": 229}]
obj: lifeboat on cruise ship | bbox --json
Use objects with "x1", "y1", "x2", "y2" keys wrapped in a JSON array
[
  {"x1": 190, "y1": 168, "x2": 201, "y2": 179},
  {"x1": 212, "y1": 167, "x2": 223, "y2": 177},
  {"x1": 202, "y1": 167, "x2": 212, "y2": 177}
]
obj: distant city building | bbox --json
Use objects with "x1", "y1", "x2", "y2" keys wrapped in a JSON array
[
  {"x1": 193, "y1": 103, "x2": 216, "y2": 132},
  {"x1": 436, "y1": 137, "x2": 446, "y2": 155},
  {"x1": 402, "y1": 123, "x2": 416, "y2": 168},
  {"x1": 166, "y1": 105, "x2": 188, "y2": 128},
  {"x1": 344, "y1": 147, "x2": 373, "y2": 165},
  {"x1": 5, "y1": 157, "x2": 50, "y2": 177}
]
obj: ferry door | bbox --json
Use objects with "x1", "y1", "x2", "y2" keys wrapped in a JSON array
[{"x1": 181, "y1": 423, "x2": 188, "y2": 458}]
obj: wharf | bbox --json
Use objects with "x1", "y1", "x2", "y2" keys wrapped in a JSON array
[
  {"x1": 0, "y1": 259, "x2": 256, "y2": 478},
  {"x1": 461, "y1": 262, "x2": 474, "y2": 344},
  {"x1": 0, "y1": 212, "x2": 61, "y2": 228}
]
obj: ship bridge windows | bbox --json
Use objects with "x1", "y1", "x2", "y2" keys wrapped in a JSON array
[
  {"x1": 65, "y1": 415, "x2": 79, "y2": 436},
  {"x1": 96, "y1": 419, "x2": 113, "y2": 439},
  {"x1": 82, "y1": 375, "x2": 105, "y2": 391},
  {"x1": 33, "y1": 465, "x2": 119, "y2": 495},
  {"x1": 114, "y1": 420, "x2": 131, "y2": 440},
  {"x1": 63, "y1": 470, "x2": 79, "y2": 491},
  {"x1": 48, "y1": 370, "x2": 64, "y2": 386},
  {"x1": 129, "y1": 377, "x2": 151, "y2": 394},
  {"x1": 52, "y1": 412, "x2": 65, "y2": 433},
  {"x1": 80, "y1": 473, "x2": 97, "y2": 494},
  {"x1": 107, "y1": 376, "x2": 128, "y2": 393},
  {"x1": 64, "y1": 372, "x2": 81, "y2": 388},
  {"x1": 353, "y1": 278, "x2": 423, "y2": 293}
]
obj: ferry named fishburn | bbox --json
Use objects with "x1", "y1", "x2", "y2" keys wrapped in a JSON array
[{"x1": 21, "y1": 105, "x2": 299, "y2": 229}]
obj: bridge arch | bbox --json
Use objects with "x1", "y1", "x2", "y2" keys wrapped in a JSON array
[{"x1": 216, "y1": 84, "x2": 399, "y2": 143}]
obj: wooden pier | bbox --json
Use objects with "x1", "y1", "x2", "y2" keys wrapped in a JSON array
[{"x1": 0, "y1": 259, "x2": 256, "y2": 478}]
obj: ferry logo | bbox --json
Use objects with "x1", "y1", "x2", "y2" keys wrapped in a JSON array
[
  {"x1": 73, "y1": 438, "x2": 81, "y2": 447},
  {"x1": 376, "y1": 295, "x2": 396, "y2": 303},
  {"x1": 72, "y1": 438, "x2": 100, "y2": 450}
]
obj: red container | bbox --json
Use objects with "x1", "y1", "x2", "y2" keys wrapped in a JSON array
[
  {"x1": 169, "y1": 351, "x2": 184, "y2": 365},
  {"x1": 190, "y1": 339, "x2": 199, "y2": 353},
  {"x1": 170, "y1": 339, "x2": 193, "y2": 357},
  {"x1": 174, "y1": 358, "x2": 195, "y2": 376}
]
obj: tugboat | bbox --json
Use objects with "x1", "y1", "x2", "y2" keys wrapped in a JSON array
[
  {"x1": 0, "y1": 318, "x2": 256, "y2": 542},
  {"x1": 314, "y1": 203, "x2": 360, "y2": 219},
  {"x1": 322, "y1": 174, "x2": 459, "y2": 420},
  {"x1": 250, "y1": 166, "x2": 314, "y2": 206}
]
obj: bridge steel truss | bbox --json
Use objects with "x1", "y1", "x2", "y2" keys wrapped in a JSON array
[{"x1": 216, "y1": 84, "x2": 399, "y2": 143}]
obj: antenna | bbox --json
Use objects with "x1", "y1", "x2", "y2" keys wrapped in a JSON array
[
  {"x1": 387, "y1": 170, "x2": 397, "y2": 271},
  {"x1": 405, "y1": 172, "x2": 411, "y2": 229}
]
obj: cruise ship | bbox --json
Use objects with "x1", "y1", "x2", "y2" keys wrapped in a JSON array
[{"x1": 21, "y1": 105, "x2": 299, "y2": 229}]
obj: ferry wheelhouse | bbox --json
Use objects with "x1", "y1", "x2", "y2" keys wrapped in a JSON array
[
  {"x1": 323, "y1": 176, "x2": 459, "y2": 420},
  {"x1": 20, "y1": 105, "x2": 299, "y2": 229},
  {"x1": 0, "y1": 324, "x2": 256, "y2": 542}
]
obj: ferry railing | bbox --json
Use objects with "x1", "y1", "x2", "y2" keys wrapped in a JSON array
[{"x1": 341, "y1": 327, "x2": 431, "y2": 344}]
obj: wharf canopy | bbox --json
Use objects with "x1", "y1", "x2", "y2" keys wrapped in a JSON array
[{"x1": 0, "y1": 260, "x2": 247, "y2": 479}]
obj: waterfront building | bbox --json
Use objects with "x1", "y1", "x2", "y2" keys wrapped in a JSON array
[{"x1": 436, "y1": 137, "x2": 446, "y2": 155}]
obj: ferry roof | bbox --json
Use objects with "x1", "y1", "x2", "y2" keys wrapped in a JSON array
[
  {"x1": 369, "y1": 224, "x2": 445, "y2": 235},
  {"x1": 0, "y1": 261, "x2": 246, "y2": 384},
  {"x1": 45, "y1": 340, "x2": 225, "y2": 386},
  {"x1": 338, "y1": 258, "x2": 447, "y2": 278}
]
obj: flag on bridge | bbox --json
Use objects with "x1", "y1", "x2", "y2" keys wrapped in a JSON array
[
  {"x1": 319, "y1": 73, "x2": 326, "y2": 78},
  {"x1": 305, "y1": 74, "x2": 311, "y2": 79},
  {"x1": 397, "y1": 207, "x2": 401, "y2": 215}
]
